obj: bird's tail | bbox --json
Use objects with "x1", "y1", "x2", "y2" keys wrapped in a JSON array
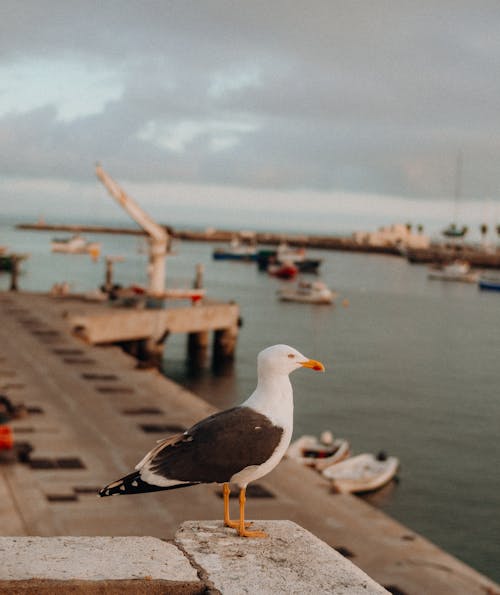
[{"x1": 99, "y1": 471, "x2": 197, "y2": 497}]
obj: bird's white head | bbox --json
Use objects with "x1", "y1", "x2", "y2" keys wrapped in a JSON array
[{"x1": 257, "y1": 344, "x2": 325, "y2": 377}]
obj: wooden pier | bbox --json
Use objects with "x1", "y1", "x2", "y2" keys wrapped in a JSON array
[{"x1": 0, "y1": 291, "x2": 497, "y2": 595}]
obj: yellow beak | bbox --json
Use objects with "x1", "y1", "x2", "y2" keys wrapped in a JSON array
[{"x1": 300, "y1": 359, "x2": 325, "y2": 372}]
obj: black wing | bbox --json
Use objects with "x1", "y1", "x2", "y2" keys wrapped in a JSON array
[{"x1": 142, "y1": 406, "x2": 284, "y2": 484}]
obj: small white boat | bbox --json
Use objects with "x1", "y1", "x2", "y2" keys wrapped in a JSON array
[
  {"x1": 322, "y1": 452, "x2": 399, "y2": 494},
  {"x1": 286, "y1": 431, "x2": 351, "y2": 471},
  {"x1": 427, "y1": 260, "x2": 478, "y2": 283},
  {"x1": 51, "y1": 235, "x2": 101, "y2": 258},
  {"x1": 278, "y1": 280, "x2": 336, "y2": 304}
]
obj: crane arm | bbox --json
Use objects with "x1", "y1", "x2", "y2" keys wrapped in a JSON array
[{"x1": 95, "y1": 163, "x2": 168, "y2": 245}]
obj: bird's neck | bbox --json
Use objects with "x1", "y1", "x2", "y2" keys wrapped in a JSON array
[{"x1": 243, "y1": 373, "x2": 293, "y2": 427}]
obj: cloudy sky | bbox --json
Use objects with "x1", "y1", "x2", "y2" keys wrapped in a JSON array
[{"x1": 1, "y1": 1, "x2": 500, "y2": 235}]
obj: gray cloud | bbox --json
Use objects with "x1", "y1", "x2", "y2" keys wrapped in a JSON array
[{"x1": 1, "y1": 0, "x2": 500, "y2": 204}]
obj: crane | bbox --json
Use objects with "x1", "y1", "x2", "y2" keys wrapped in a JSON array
[{"x1": 95, "y1": 163, "x2": 169, "y2": 296}]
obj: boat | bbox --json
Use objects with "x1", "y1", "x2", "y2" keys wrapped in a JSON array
[
  {"x1": 268, "y1": 261, "x2": 298, "y2": 280},
  {"x1": 212, "y1": 237, "x2": 257, "y2": 261},
  {"x1": 427, "y1": 260, "x2": 479, "y2": 283},
  {"x1": 257, "y1": 244, "x2": 322, "y2": 273},
  {"x1": 442, "y1": 152, "x2": 468, "y2": 241},
  {"x1": 278, "y1": 280, "x2": 336, "y2": 304},
  {"x1": 322, "y1": 452, "x2": 399, "y2": 494},
  {"x1": 286, "y1": 431, "x2": 351, "y2": 471},
  {"x1": 478, "y1": 275, "x2": 500, "y2": 292},
  {"x1": 51, "y1": 235, "x2": 101, "y2": 257}
]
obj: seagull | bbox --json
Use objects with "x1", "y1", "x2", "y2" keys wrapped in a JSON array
[{"x1": 99, "y1": 344, "x2": 325, "y2": 537}]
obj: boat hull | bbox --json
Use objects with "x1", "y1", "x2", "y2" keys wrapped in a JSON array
[
  {"x1": 213, "y1": 251, "x2": 257, "y2": 261},
  {"x1": 278, "y1": 292, "x2": 334, "y2": 304},
  {"x1": 478, "y1": 279, "x2": 500, "y2": 291},
  {"x1": 322, "y1": 453, "x2": 399, "y2": 494},
  {"x1": 428, "y1": 272, "x2": 478, "y2": 283},
  {"x1": 286, "y1": 435, "x2": 350, "y2": 470}
]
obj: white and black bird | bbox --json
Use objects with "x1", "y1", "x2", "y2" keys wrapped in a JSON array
[{"x1": 99, "y1": 344, "x2": 325, "y2": 537}]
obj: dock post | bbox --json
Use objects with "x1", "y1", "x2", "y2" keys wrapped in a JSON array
[
  {"x1": 104, "y1": 258, "x2": 114, "y2": 293},
  {"x1": 193, "y1": 263, "x2": 204, "y2": 291},
  {"x1": 187, "y1": 264, "x2": 208, "y2": 365},
  {"x1": 9, "y1": 256, "x2": 19, "y2": 292},
  {"x1": 187, "y1": 331, "x2": 209, "y2": 366},
  {"x1": 212, "y1": 326, "x2": 238, "y2": 365}
]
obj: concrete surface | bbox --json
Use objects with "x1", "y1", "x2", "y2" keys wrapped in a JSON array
[
  {"x1": 1, "y1": 292, "x2": 499, "y2": 595},
  {"x1": 176, "y1": 520, "x2": 388, "y2": 594},
  {"x1": 0, "y1": 536, "x2": 198, "y2": 582},
  {"x1": 0, "y1": 527, "x2": 389, "y2": 595}
]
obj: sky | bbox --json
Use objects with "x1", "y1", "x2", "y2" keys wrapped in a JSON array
[{"x1": 1, "y1": 1, "x2": 500, "y2": 238}]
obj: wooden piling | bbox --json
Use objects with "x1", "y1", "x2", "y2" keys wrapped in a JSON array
[
  {"x1": 213, "y1": 327, "x2": 237, "y2": 364},
  {"x1": 9, "y1": 256, "x2": 19, "y2": 292}
]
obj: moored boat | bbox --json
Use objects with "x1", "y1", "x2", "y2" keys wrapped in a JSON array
[
  {"x1": 212, "y1": 237, "x2": 258, "y2": 261},
  {"x1": 268, "y1": 261, "x2": 298, "y2": 279},
  {"x1": 478, "y1": 274, "x2": 500, "y2": 292},
  {"x1": 427, "y1": 260, "x2": 478, "y2": 283},
  {"x1": 257, "y1": 244, "x2": 322, "y2": 273},
  {"x1": 278, "y1": 280, "x2": 336, "y2": 304},
  {"x1": 322, "y1": 452, "x2": 399, "y2": 494},
  {"x1": 51, "y1": 235, "x2": 101, "y2": 257},
  {"x1": 286, "y1": 431, "x2": 351, "y2": 471}
]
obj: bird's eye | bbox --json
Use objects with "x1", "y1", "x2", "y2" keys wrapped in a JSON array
[{"x1": 288, "y1": 353, "x2": 295, "y2": 359}]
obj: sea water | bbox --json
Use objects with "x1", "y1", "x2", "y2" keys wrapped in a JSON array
[{"x1": 1, "y1": 221, "x2": 499, "y2": 582}]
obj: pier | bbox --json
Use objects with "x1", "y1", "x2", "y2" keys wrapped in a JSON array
[
  {"x1": 0, "y1": 291, "x2": 497, "y2": 594},
  {"x1": 69, "y1": 298, "x2": 239, "y2": 367}
]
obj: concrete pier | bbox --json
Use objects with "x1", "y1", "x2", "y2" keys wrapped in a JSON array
[
  {"x1": 0, "y1": 291, "x2": 498, "y2": 595},
  {"x1": 69, "y1": 298, "x2": 239, "y2": 366}
]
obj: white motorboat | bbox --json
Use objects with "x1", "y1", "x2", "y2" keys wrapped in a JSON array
[
  {"x1": 51, "y1": 235, "x2": 101, "y2": 257},
  {"x1": 427, "y1": 260, "x2": 478, "y2": 283},
  {"x1": 322, "y1": 452, "x2": 399, "y2": 494},
  {"x1": 278, "y1": 280, "x2": 336, "y2": 304},
  {"x1": 286, "y1": 431, "x2": 351, "y2": 471}
]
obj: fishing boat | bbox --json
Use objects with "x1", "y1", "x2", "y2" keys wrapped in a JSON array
[
  {"x1": 278, "y1": 280, "x2": 336, "y2": 304},
  {"x1": 51, "y1": 235, "x2": 101, "y2": 257},
  {"x1": 478, "y1": 275, "x2": 500, "y2": 292},
  {"x1": 212, "y1": 237, "x2": 258, "y2": 261},
  {"x1": 427, "y1": 260, "x2": 479, "y2": 283},
  {"x1": 268, "y1": 261, "x2": 298, "y2": 279},
  {"x1": 256, "y1": 244, "x2": 322, "y2": 273},
  {"x1": 322, "y1": 452, "x2": 399, "y2": 494},
  {"x1": 286, "y1": 431, "x2": 351, "y2": 471}
]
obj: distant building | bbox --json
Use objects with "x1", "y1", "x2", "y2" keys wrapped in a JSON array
[{"x1": 352, "y1": 223, "x2": 430, "y2": 250}]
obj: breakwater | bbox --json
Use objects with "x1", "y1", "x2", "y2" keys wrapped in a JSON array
[{"x1": 17, "y1": 222, "x2": 500, "y2": 267}]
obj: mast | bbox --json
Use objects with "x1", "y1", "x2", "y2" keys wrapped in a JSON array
[
  {"x1": 453, "y1": 150, "x2": 463, "y2": 226},
  {"x1": 95, "y1": 163, "x2": 168, "y2": 296}
]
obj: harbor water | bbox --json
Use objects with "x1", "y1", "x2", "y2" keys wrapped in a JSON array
[{"x1": 1, "y1": 220, "x2": 499, "y2": 583}]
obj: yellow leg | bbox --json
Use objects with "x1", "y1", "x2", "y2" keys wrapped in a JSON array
[
  {"x1": 237, "y1": 487, "x2": 267, "y2": 538},
  {"x1": 223, "y1": 483, "x2": 252, "y2": 529}
]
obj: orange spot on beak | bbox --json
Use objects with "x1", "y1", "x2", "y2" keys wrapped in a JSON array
[{"x1": 300, "y1": 359, "x2": 325, "y2": 372}]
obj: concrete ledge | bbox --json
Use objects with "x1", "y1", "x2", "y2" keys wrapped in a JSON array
[
  {"x1": 176, "y1": 521, "x2": 388, "y2": 594},
  {"x1": 0, "y1": 536, "x2": 202, "y2": 594},
  {"x1": 0, "y1": 524, "x2": 389, "y2": 594}
]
